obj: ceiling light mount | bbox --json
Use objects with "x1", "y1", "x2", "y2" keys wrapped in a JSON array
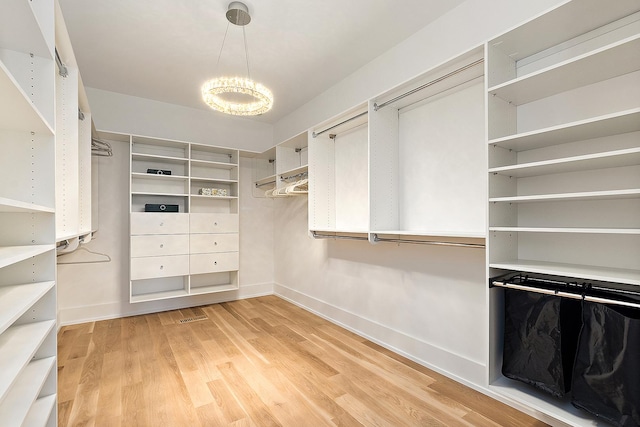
[{"x1": 202, "y1": 1, "x2": 273, "y2": 116}]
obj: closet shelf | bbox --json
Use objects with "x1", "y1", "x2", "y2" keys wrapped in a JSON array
[
  {"x1": 0, "y1": 62, "x2": 54, "y2": 135},
  {"x1": 0, "y1": 0, "x2": 53, "y2": 59},
  {"x1": 23, "y1": 394, "x2": 56, "y2": 427},
  {"x1": 488, "y1": 108, "x2": 640, "y2": 151},
  {"x1": 131, "y1": 172, "x2": 188, "y2": 180},
  {"x1": 0, "y1": 357, "x2": 55, "y2": 426},
  {"x1": 0, "y1": 281, "x2": 55, "y2": 335},
  {"x1": 131, "y1": 153, "x2": 188, "y2": 164},
  {"x1": 489, "y1": 227, "x2": 640, "y2": 235},
  {"x1": 0, "y1": 197, "x2": 54, "y2": 214},
  {"x1": 489, "y1": 188, "x2": 640, "y2": 204},
  {"x1": 488, "y1": 148, "x2": 640, "y2": 178},
  {"x1": 488, "y1": 35, "x2": 640, "y2": 106},
  {"x1": 190, "y1": 195, "x2": 238, "y2": 200},
  {"x1": 255, "y1": 174, "x2": 276, "y2": 187},
  {"x1": 131, "y1": 191, "x2": 188, "y2": 197},
  {"x1": 189, "y1": 283, "x2": 239, "y2": 296},
  {"x1": 190, "y1": 177, "x2": 238, "y2": 184},
  {"x1": 280, "y1": 165, "x2": 308, "y2": 179},
  {"x1": 190, "y1": 159, "x2": 238, "y2": 169},
  {"x1": 130, "y1": 289, "x2": 188, "y2": 304},
  {"x1": 0, "y1": 320, "x2": 56, "y2": 403},
  {"x1": 489, "y1": 259, "x2": 640, "y2": 286},
  {"x1": 0, "y1": 245, "x2": 55, "y2": 269},
  {"x1": 373, "y1": 230, "x2": 486, "y2": 239}
]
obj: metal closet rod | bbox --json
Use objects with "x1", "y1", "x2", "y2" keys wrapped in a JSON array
[
  {"x1": 255, "y1": 180, "x2": 276, "y2": 188},
  {"x1": 374, "y1": 58, "x2": 484, "y2": 111},
  {"x1": 492, "y1": 277, "x2": 640, "y2": 309},
  {"x1": 312, "y1": 111, "x2": 368, "y2": 138},
  {"x1": 281, "y1": 171, "x2": 308, "y2": 181},
  {"x1": 311, "y1": 231, "x2": 485, "y2": 249}
]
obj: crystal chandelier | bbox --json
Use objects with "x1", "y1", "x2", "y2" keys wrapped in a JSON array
[{"x1": 202, "y1": 2, "x2": 273, "y2": 116}]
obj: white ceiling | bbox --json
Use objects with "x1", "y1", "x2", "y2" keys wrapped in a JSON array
[{"x1": 59, "y1": 0, "x2": 465, "y2": 124}]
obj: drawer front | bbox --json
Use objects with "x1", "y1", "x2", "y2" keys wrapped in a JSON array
[
  {"x1": 190, "y1": 252, "x2": 239, "y2": 275},
  {"x1": 190, "y1": 233, "x2": 239, "y2": 254},
  {"x1": 131, "y1": 255, "x2": 189, "y2": 280},
  {"x1": 131, "y1": 213, "x2": 189, "y2": 235},
  {"x1": 190, "y1": 213, "x2": 238, "y2": 233},
  {"x1": 131, "y1": 234, "x2": 189, "y2": 258}
]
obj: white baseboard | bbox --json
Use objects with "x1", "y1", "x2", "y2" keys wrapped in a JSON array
[
  {"x1": 273, "y1": 282, "x2": 487, "y2": 389},
  {"x1": 58, "y1": 282, "x2": 274, "y2": 327}
]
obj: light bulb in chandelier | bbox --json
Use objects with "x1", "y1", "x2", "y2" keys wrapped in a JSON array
[{"x1": 202, "y1": 2, "x2": 273, "y2": 116}]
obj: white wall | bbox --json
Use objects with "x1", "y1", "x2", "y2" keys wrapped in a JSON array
[
  {"x1": 86, "y1": 87, "x2": 274, "y2": 153},
  {"x1": 57, "y1": 142, "x2": 274, "y2": 325}
]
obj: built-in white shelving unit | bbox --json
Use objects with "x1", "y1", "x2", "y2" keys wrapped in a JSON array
[
  {"x1": 253, "y1": 132, "x2": 308, "y2": 197},
  {"x1": 127, "y1": 134, "x2": 240, "y2": 303},
  {"x1": 486, "y1": 0, "x2": 640, "y2": 424},
  {"x1": 0, "y1": 0, "x2": 58, "y2": 425}
]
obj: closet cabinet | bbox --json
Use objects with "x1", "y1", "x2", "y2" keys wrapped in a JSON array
[
  {"x1": 253, "y1": 132, "x2": 308, "y2": 197},
  {"x1": 487, "y1": 0, "x2": 640, "y2": 423},
  {"x1": 129, "y1": 135, "x2": 240, "y2": 302},
  {"x1": 0, "y1": 0, "x2": 57, "y2": 425}
]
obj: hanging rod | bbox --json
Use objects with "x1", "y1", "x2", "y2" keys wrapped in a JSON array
[
  {"x1": 54, "y1": 48, "x2": 68, "y2": 78},
  {"x1": 311, "y1": 231, "x2": 369, "y2": 241},
  {"x1": 281, "y1": 171, "x2": 308, "y2": 181},
  {"x1": 491, "y1": 274, "x2": 640, "y2": 309},
  {"x1": 255, "y1": 179, "x2": 276, "y2": 188},
  {"x1": 312, "y1": 111, "x2": 368, "y2": 138},
  {"x1": 374, "y1": 58, "x2": 484, "y2": 111},
  {"x1": 372, "y1": 234, "x2": 485, "y2": 249}
]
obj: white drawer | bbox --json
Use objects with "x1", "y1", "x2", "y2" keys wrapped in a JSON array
[
  {"x1": 131, "y1": 234, "x2": 189, "y2": 258},
  {"x1": 131, "y1": 255, "x2": 189, "y2": 280},
  {"x1": 131, "y1": 213, "x2": 189, "y2": 235},
  {"x1": 190, "y1": 213, "x2": 238, "y2": 233},
  {"x1": 190, "y1": 252, "x2": 239, "y2": 275},
  {"x1": 190, "y1": 233, "x2": 239, "y2": 254}
]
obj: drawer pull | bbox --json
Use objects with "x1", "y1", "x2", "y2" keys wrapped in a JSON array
[
  {"x1": 214, "y1": 261, "x2": 217, "y2": 265},
  {"x1": 160, "y1": 244, "x2": 164, "y2": 248},
  {"x1": 214, "y1": 222, "x2": 218, "y2": 226},
  {"x1": 214, "y1": 241, "x2": 218, "y2": 246},
  {"x1": 160, "y1": 222, "x2": 164, "y2": 226},
  {"x1": 160, "y1": 265, "x2": 164, "y2": 270}
]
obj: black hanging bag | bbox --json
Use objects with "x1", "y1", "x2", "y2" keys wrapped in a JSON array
[
  {"x1": 502, "y1": 289, "x2": 582, "y2": 397},
  {"x1": 571, "y1": 302, "x2": 640, "y2": 427}
]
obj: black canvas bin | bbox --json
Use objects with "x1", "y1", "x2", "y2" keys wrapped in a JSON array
[
  {"x1": 502, "y1": 288, "x2": 582, "y2": 397},
  {"x1": 572, "y1": 302, "x2": 640, "y2": 427}
]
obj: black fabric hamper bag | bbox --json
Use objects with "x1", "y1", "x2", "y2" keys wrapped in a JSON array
[
  {"x1": 572, "y1": 302, "x2": 640, "y2": 427},
  {"x1": 502, "y1": 289, "x2": 582, "y2": 397}
]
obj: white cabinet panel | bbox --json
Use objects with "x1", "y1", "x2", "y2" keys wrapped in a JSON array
[
  {"x1": 190, "y1": 252, "x2": 239, "y2": 275},
  {"x1": 130, "y1": 255, "x2": 189, "y2": 280},
  {"x1": 130, "y1": 213, "x2": 189, "y2": 235},
  {"x1": 190, "y1": 213, "x2": 238, "y2": 233},
  {"x1": 190, "y1": 233, "x2": 239, "y2": 254},
  {"x1": 130, "y1": 234, "x2": 189, "y2": 258}
]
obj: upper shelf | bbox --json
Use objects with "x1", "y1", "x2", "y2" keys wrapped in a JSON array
[
  {"x1": 488, "y1": 35, "x2": 640, "y2": 106},
  {"x1": 131, "y1": 153, "x2": 188, "y2": 165},
  {"x1": 489, "y1": 147, "x2": 640, "y2": 178},
  {"x1": 488, "y1": 108, "x2": 640, "y2": 151},
  {"x1": 0, "y1": 0, "x2": 53, "y2": 59},
  {"x1": 190, "y1": 159, "x2": 238, "y2": 169},
  {"x1": 489, "y1": 189, "x2": 640, "y2": 204},
  {"x1": 0, "y1": 245, "x2": 55, "y2": 269},
  {"x1": 0, "y1": 197, "x2": 54, "y2": 214},
  {"x1": 0, "y1": 62, "x2": 54, "y2": 135}
]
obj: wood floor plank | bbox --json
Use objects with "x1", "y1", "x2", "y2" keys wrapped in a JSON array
[{"x1": 58, "y1": 296, "x2": 548, "y2": 427}]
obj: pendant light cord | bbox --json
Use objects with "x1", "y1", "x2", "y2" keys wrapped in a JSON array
[
  {"x1": 243, "y1": 25, "x2": 251, "y2": 80},
  {"x1": 215, "y1": 22, "x2": 231, "y2": 73}
]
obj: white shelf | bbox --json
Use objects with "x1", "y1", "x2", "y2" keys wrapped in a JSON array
[
  {"x1": 0, "y1": 0, "x2": 53, "y2": 59},
  {"x1": 131, "y1": 172, "x2": 188, "y2": 180},
  {"x1": 130, "y1": 289, "x2": 189, "y2": 304},
  {"x1": 372, "y1": 230, "x2": 486, "y2": 239},
  {"x1": 489, "y1": 259, "x2": 640, "y2": 286},
  {"x1": 0, "y1": 281, "x2": 55, "y2": 336},
  {"x1": 0, "y1": 62, "x2": 54, "y2": 135},
  {"x1": 0, "y1": 245, "x2": 55, "y2": 269},
  {"x1": 131, "y1": 191, "x2": 188, "y2": 197},
  {"x1": 0, "y1": 197, "x2": 54, "y2": 214},
  {"x1": 489, "y1": 377, "x2": 598, "y2": 427},
  {"x1": 190, "y1": 177, "x2": 238, "y2": 184},
  {"x1": 190, "y1": 159, "x2": 237, "y2": 169},
  {"x1": 489, "y1": 189, "x2": 640, "y2": 204},
  {"x1": 490, "y1": 227, "x2": 640, "y2": 235},
  {"x1": 0, "y1": 320, "x2": 56, "y2": 403},
  {"x1": 488, "y1": 109, "x2": 640, "y2": 151},
  {"x1": 189, "y1": 283, "x2": 239, "y2": 296},
  {"x1": 279, "y1": 165, "x2": 308, "y2": 179},
  {"x1": 23, "y1": 394, "x2": 56, "y2": 427},
  {"x1": 131, "y1": 153, "x2": 188, "y2": 164},
  {"x1": 0, "y1": 357, "x2": 55, "y2": 426},
  {"x1": 488, "y1": 35, "x2": 640, "y2": 105},
  {"x1": 489, "y1": 148, "x2": 640, "y2": 178},
  {"x1": 190, "y1": 195, "x2": 238, "y2": 200},
  {"x1": 255, "y1": 174, "x2": 277, "y2": 187}
]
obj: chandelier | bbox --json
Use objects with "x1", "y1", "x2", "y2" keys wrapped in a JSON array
[{"x1": 202, "y1": 2, "x2": 273, "y2": 116}]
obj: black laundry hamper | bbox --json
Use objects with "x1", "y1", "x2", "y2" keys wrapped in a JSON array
[
  {"x1": 572, "y1": 301, "x2": 640, "y2": 427},
  {"x1": 502, "y1": 288, "x2": 582, "y2": 397}
]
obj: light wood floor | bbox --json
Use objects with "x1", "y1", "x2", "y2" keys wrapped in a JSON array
[{"x1": 57, "y1": 295, "x2": 547, "y2": 426}]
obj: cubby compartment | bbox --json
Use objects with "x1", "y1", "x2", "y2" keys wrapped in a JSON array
[{"x1": 130, "y1": 276, "x2": 189, "y2": 303}]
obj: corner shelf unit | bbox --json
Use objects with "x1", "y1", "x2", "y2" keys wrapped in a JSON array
[
  {"x1": 128, "y1": 134, "x2": 240, "y2": 303},
  {"x1": 252, "y1": 132, "x2": 308, "y2": 197},
  {"x1": 486, "y1": 0, "x2": 640, "y2": 424},
  {"x1": 0, "y1": 0, "x2": 58, "y2": 425}
]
